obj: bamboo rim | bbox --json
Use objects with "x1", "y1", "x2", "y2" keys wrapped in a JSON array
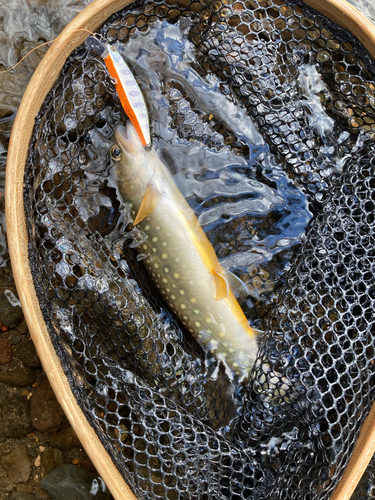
[{"x1": 5, "y1": 0, "x2": 375, "y2": 499}]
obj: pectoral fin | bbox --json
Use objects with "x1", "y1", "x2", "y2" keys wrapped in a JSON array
[
  {"x1": 134, "y1": 184, "x2": 161, "y2": 225},
  {"x1": 223, "y1": 269, "x2": 249, "y2": 300},
  {"x1": 213, "y1": 268, "x2": 229, "y2": 301}
]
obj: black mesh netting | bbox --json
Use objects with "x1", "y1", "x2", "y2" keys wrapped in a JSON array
[{"x1": 23, "y1": 0, "x2": 375, "y2": 499}]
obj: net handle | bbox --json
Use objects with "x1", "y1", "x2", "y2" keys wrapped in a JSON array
[
  {"x1": 5, "y1": 0, "x2": 138, "y2": 499},
  {"x1": 5, "y1": 0, "x2": 375, "y2": 499}
]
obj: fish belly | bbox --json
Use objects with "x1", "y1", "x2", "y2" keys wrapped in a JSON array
[{"x1": 134, "y1": 197, "x2": 257, "y2": 379}]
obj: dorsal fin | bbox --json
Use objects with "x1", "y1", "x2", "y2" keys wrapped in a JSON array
[
  {"x1": 212, "y1": 268, "x2": 229, "y2": 301},
  {"x1": 134, "y1": 184, "x2": 161, "y2": 225}
]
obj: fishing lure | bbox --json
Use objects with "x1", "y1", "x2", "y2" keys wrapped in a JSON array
[{"x1": 86, "y1": 35, "x2": 151, "y2": 149}]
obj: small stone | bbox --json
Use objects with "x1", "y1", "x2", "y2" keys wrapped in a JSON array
[
  {"x1": 30, "y1": 378, "x2": 66, "y2": 433},
  {"x1": 39, "y1": 446, "x2": 46, "y2": 452},
  {"x1": 26, "y1": 444, "x2": 39, "y2": 458},
  {"x1": 41, "y1": 448, "x2": 63, "y2": 475},
  {"x1": 0, "y1": 365, "x2": 36, "y2": 387},
  {"x1": 0, "y1": 392, "x2": 33, "y2": 439},
  {"x1": 0, "y1": 337, "x2": 12, "y2": 364},
  {"x1": 17, "y1": 321, "x2": 29, "y2": 334},
  {"x1": 41, "y1": 465, "x2": 110, "y2": 500},
  {"x1": 34, "y1": 455, "x2": 41, "y2": 467},
  {"x1": 1, "y1": 447, "x2": 32, "y2": 483}
]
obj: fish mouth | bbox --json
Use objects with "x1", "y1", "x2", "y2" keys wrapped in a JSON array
[{"x1": 114, "y1": 122, "x2": 139, "y2": 155}]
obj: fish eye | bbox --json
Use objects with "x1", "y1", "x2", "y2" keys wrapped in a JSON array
[{"x1": 110, "y1": 145, "x2": 122, "y2": 161}]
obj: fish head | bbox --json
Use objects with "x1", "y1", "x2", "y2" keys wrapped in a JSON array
[{"x1": 111, "y1": 122, "x2": 155, "y2": 203}]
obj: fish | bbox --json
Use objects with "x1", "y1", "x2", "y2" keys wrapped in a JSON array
[{"x1": 111, "y1": 121, "x2": 259, "y2": 379}]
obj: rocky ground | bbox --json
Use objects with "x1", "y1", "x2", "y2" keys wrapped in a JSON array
[{"x1": 0, "y1": 248, "x2": 112, "y2": 499}]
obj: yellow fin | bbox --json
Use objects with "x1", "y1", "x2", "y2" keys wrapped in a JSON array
[
  {"x1": 223, "y1": 268, "x2": 249, "y2": 300},
  {"x1": 134, "y1": 184, "x2": 161, "y2": 226},
  {"x1": 213, "y1": 268, "x2": 229, "y2": 301}
]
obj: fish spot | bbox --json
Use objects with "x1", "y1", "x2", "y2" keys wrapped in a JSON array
[
  {"x1": 194, "y1": 309, "x2": 199, "y2": 314},
  {"x1": 164, "y1": 268, "x2": 169, "y2": 273},
  {"x1": 162, "y1": 253, "x2": 168, "y2": 259},
  {"x1": 179, "y1": 290, "x2": 185, "y2": 295},
  {"x1": 205, "y1": 317, "x2": 212, "y2": 323},
  {"x1": 152, "y1": 237, "x2": 158, "y2": 242},
  {"x1": 163, "y1": 279, "x2": 168, "y2": 284},
  {"x1": 207, "y1": 329, "x2": 212, "y2": 333},
  {"x1": 219, "y1": 332, "x2": 225, "y2": 338},
  {"x1": 233, "y1": 362, "x2": 239, "y2": 368},
  {"x1": 145, "y1": 225, "x2": 150, "y2": 231},
  {"x1": 153, "y1": 248, "x2": 157, "y2": 253},
  {"x1": 229, "y1": 348, "x2": 234, "y2": 353},
  {"x1": 146, "y1": 260, "x2": 150, "y2": 264},
  {"x1": 154, "y1": 263, "x2": 159, "y2": 269},
  {"x1": 143, "y1": 245, "x2": 147, "y2": 250},
  {"x1": 190, "y1": 297, "x2": 196, "y2": 303},
  {"x1": 156, "y1": 226, "x2": 160, "y2": 231},
  {"x1": 223, "y1": 342, "x2": 229, "y2": 347},
  {"x1": 175, "y1": 258, "x2": 180, "y2": 263},
  {"x1": 171, "y1": 295, "x2": 176, "y2": 300},
  {"x1": 183, "y1": 315, "x2": 188, "y2": 320},
  {"x1": 152, "y1": 272, "x2": 155, "y2": 277},
  {"x1": 195, "y1": 321, "x2": 201, "y2": 327},
  {"x1": 161, "y1": 291, "x2": 165, "y2": 294},
  {"x1": 162, "y1": 242, "x2": 167, "y2": 247},
  {"x1": 174, "y1": 273, "x2": 180, "y2": 279},
  {"x1": 180, "y1": 304, "x2": 186, "y2": 309},
  {"x1": 157, "y1": 273, "x2": 160, "y2": 278}
]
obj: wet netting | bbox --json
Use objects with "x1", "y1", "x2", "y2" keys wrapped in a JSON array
[{"x1": 24, "y1": 0, "x2": 375, "y2": 498}]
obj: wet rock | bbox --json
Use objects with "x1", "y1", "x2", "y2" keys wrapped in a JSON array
[
  {"x1": 0, "y1": 286, "x2": 23, "y2": 327},
  {"x1": 15, "y1": 338, "x2": 41, "y2": 368},
  {"x1": 1, "y1": 446, "x2": 32, "y2": 483},
  {"x1": 0, "y1": 336, "x2": 11, "y2": 364},
  {"x1": 30, "y1": 378, "x2": 65, "y2": 433},
  {"x1": 41, "y1": 465, "x2": 110, "y2": 500},
  {"x1": 0, "y1": 467, "x2": 13, "y2": 492},
  {"x1": 0, "y1": 364, "x2": 36, "y2": 387},
  {"x1": 16, "y1": 477, "x2": 36, "y2": 494},
  {"x1": 33, "y1": 483, "x2": 51, "y2": 499},
  {"x1": 49, "y1": 425, "x2": 80, "y2": 450},
  {"x1": 33, "y1": 484, "x2": 51, "y2": 499},
  {"x1": 17, "y1": 321, "x2": 29, "y2": 334},
  {"x1": 11, "y1": 493, "x2": 38, "y2": 500},
  {"x1": 0, "y1": 392, "x2": 33, "y2": 439},
  {"x1": 41, "y1": 448, "x2": 63, "y2": 475}
]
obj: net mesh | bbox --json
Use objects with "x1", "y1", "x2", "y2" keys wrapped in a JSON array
[{"x1": 23, "y1": 0, "x2": 375, "y2": 498}]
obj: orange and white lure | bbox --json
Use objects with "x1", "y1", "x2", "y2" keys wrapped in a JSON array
[{"x1": 86, "y1": 36, "x2": 151, "y2": 149}]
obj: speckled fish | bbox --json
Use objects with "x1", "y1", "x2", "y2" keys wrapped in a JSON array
[
  {"x1": 86, "y1": 36, "x2": 151, "y2": 147},
  {"x1": 111, "y1": 121, "x2": 258, "y2": 379}
]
